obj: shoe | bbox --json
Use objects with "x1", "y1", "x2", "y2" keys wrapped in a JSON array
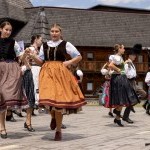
[
  {"x1": 114, "y1": 118, "x2": 124, "y2": 127},
  {"x1": 108, "y1": 112, "x2": 114, "y2": 117},
  {"x1": 6, "y1": 115, "x2": 16, "y2": 122},
  {"x1": 32, "y1": 111, "x2": 37, "y2": 116},
  {"x1": 61, "y1": 124, "x2": 67, "y2": 129},
  {"x1": 34, "y1": 104, "x2": 39, "y2": 110},
  {"x1": 12, "y1": 110, "x2": 24, "y2": 117},
  {"x1": 146, "y1": 110, "x2": 150, "y2": 115},
  {"x1": 122, "y1": 118, "x2": 134, "y2": 124},
  {"x1": 54, "y1": 131, "x2": 62, "y2": 141},
  {"x1": 1, "y1": 130, "x2": 7, "y2": 139},
  {"x1": 22, "y1": 109, "x2": 27, "y2": 113},
  {"x1": 24, "y1": 122, "x2": 35, "y2": 132},
  {"x1": 113, "y1": 109, "x2": 122, "y2": 118},
  {"x1": 18, "y1": 113, "x2": 24, "y2": 117},
  {"x1": 50, "y1": 118, "x2": 56, "y2": 130},
  {"x1": 1, "y1": 133, "x2": 7, "y2": 139},
  {"x1": 14, "y1": 112, "x2": 24, "y2": 117}
]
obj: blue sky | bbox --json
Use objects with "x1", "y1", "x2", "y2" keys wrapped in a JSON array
[{"x1": 30, "y1": 0, "x2": 150, "y2": 9}]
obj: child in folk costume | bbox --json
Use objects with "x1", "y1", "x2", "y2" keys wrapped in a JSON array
[
  {"x1": 100, "y1": 62, "x2": 114, "y2": 117},
  {"x1": 0, "y1": 21, "x2": 28, "y2": 138},
  {"x1": 108, "y1": 44, "x2": 139, "y2": 127},
  {"x1": 144, "y1": 68, "x2": 150, "y2": 115},
  {"x1": 27, "y1": 23, "x2": 86, "y2": 141},
  {"x1": 123, "y1": 44, "x2": 146, "y2": 123},
  {"x1": 20, "y1": 35, "x2": 42, "y2": 131},
  {"x1": 21, "y1": 53, "x2": 36, "y2": 132},
  {"x1": 29, "y1": 35, "x2": 43, "y2": 108}
]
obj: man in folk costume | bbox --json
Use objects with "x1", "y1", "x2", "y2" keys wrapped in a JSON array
[{"x1": 123, "y1": 44, "x2": 147, "y2": 123}]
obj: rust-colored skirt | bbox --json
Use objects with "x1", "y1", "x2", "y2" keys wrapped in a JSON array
[
  {"x1": 0, "y1": 61, "x2": 28, "y2": 112},
  {"x1": 39, "y1": 61, "x2": 86, "y2": 113}
]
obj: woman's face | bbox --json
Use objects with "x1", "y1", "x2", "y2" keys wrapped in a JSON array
[
  {"x1": 50, "y1": 27, "x2": 61, "y2": 41},
  {"x1": 129, "y1": 54, "x2": 136, "y2": 61},
  {"x1": 119, "y1": 45, "x2": 125, "y2": 55},
  {"x1": 36, "y1": 37, "x2": 43, "y2": 47},
  {"x1": 0, "y1": 24, "x2": 12, "y2": 38}
]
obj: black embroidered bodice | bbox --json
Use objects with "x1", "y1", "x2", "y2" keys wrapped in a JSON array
[
  {"x1": 43, "y1": 41, "x2": 71, "y2": 61},
  {"x1": 0, "y1": 38, "x2": 16, "y2": 60}
]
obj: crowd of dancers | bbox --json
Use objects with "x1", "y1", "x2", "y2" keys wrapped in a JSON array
[
  {"x1": 100, "y1": 43, "x2": 150, "y2": 126},
  {"x1": 0, "y1": 20, "x2": 150, "y2": 141},
  {"x1": 0, "y1": 21, "x2": 86, "y2": 140}
]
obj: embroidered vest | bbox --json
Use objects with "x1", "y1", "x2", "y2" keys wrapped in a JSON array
[
  {"x1": 0, "y1": 38, "x2": 16, "y2": 60},
  {"x1": 43, "y1": 41, "x2": 71, "y2": 61}
]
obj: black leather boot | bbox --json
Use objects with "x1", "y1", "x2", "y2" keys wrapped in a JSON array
[
  {"x1": 114, "y1": 118, "x2": 124, "y2": 127},
  {"x1": 113, "y1": 109, "x2": 122, "y2": 118}
]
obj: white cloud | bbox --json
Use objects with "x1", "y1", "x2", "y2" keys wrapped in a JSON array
[
  {"x1": 58, "y1": 4, "x2": 72, "y2": 8},
  {"x1": 97, "y1": 0, "x2": 144, "y2": 5}
]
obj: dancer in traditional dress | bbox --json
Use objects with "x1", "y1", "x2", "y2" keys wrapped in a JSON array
[
  {"x1": 123, "y1": 44, "x2": 146, "y2": 123},
  {"x1": 108, "y1": 44, "x2": 139, "y2": 127},
  {"x1": 100, "y1": 62, "x2": 114, "y2": 117},
  {"x1": 28, "y1": 23, "x2": 86, "y2": 140},
  {"x1": 144, "y1": 68, "x2": 150, "y2": 115},
  {"x1": 29, "y1": 35, "x2": 43, "y2": 109},
  {"x1": 0, "y1": 21, "x2": 28, "y2": 138}
]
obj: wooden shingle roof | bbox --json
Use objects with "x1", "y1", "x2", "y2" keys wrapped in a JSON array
[
  {"x1": 0, "y1": 0, "x2": 32, "y2": 22},
  {"x1": 31, "y1": 8, "x2": 50, "y2": 42},
  {"x1": 15, "y1": 6, "x2": 150, "y2": 47}
]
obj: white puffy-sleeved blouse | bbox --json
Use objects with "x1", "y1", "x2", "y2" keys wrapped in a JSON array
[
  {"x1": 14, "y1": 41, "x2": 22, "y2": 57},
  {"x1": 124, "y1": 59, "x2": 136, "y2": 79},
  {"x1": 111, "y1": 55, "x2": 124, "y2": 65},
  {"x1": 145, "y1": 72, "x2": 150, "y2": 86}
]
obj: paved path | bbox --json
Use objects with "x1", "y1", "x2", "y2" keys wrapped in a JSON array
[{"x1": 0, "y1": 106, "x2": 150, "y2": 150}]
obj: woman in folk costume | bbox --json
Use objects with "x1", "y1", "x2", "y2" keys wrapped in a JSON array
[
  {"x1": 29, "y1": 35, "x2": 43, "y2": 108},
  {"x1": 123, "y1": 44, "x2": 146, "y2": 123},
  {"x1": 144, "y1": 68, "x2": 150, "y2": 115},
  {"x1": 108, "y1": 44, "x2": 139, "y2": 127},
  {"x1": 100, "y1": 62, "x2": 114, "y2": 117},
  {"x1": 27, "y1": 23, "x2": 86, "y2": 141},
  {"x1": 0, "y1": 21, "x2": 28, "y2": 138}
]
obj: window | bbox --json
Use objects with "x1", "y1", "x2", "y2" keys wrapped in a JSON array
[
  {"x1": 138, "y1": 55, "x2": 143, "y2": 63},
  {"x1": 87, "y1": 82, "x2": 93, "y2": 91},
  {"x1": 87, "y1": 53, "x2": 94, "y2": 61}
]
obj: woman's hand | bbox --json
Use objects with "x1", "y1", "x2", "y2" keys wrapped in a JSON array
[
  {"x1": 20, "y1": 48, "x2": 30, "y2": 61},
  {"x1": 24, "y1": 48, "x2": 30, "y2": 55},
  {"x1": 63, "y1": 60, "x2": 73, "y2": 67}
]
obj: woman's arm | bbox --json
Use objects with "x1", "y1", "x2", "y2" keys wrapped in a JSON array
[
  {"x1": 145, "y1": 72, "x2": 150, "y2": 83},
  {"x1": 29, "y1": 52, "x2": 44, "y2": 66},
  {"x1": 63, "y1": 55, "x2": 82, "y2": 67},
  {"x1": 64, "y1": 42, "x2": 82, "y2": 67},
  {"x1": 108, "y1": 62, "x2": 121, "y2": 73}
]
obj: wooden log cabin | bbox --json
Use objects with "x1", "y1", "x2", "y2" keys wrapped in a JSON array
[
  {"x1": 0, "y1": 0, "x2": 150, "y2": 97},
  {"x1": 78, "y1": 46, "x2": 149, "y2": 96}
]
